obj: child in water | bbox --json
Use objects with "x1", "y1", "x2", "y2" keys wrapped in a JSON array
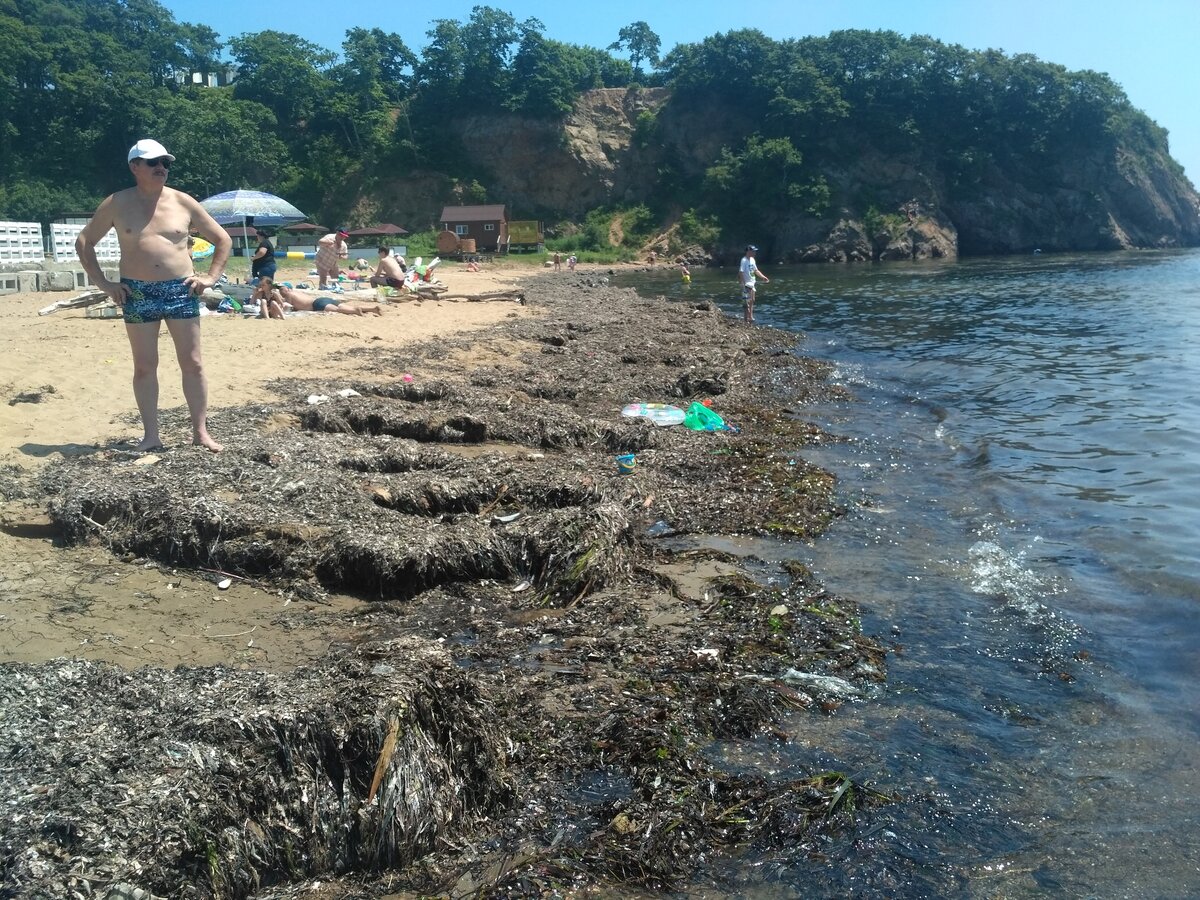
[{"x1": 680, "y1": 262, "x2": 691, "y2": 284}]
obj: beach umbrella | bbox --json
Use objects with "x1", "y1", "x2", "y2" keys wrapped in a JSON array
[{"x1": 199, "y1": 190, "x2": 307, "y2": 256}]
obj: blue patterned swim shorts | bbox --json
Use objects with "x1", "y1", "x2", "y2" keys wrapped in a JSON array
[{"x1": 120, "y1": 277, "x2": 199, "y2": 324}]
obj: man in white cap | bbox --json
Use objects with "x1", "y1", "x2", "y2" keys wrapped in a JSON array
[
  {"x1": 738, "y1": 244, "x2": 769, "y2": 325},
  {"x1": 75, "y1": 139, "x2": 232, "y2": 452}
]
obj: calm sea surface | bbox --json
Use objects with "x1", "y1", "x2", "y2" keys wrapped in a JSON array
[{"x1": 615, "y1": 250, "x2": 1200, "y2": 898}]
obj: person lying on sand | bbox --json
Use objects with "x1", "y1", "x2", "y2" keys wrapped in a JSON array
[{"x1": 275, "y1": 285, "x2": 384, "y2": 317}]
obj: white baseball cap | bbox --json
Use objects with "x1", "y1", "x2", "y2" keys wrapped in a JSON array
[{"x1": 127, "y1": 139, "x2": 176, "y2": 163}]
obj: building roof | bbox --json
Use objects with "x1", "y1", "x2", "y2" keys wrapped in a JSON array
[
  {"x1": 440, "y1": 204, "x2": 506, "y2": 222},
  {"x1": 346, "y1": 223, "x2": 410, "y2": 236},
  {"x1": 222, "y1": 225, "x2": 259, "y2": 238},
  {"x1": 280, "y1": 222, "x2": 328, "y2": 233}
]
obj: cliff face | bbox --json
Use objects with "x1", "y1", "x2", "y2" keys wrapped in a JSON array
[
  {"x1": 380, "y1": 88, "x2": 1200, "y2": 261},
  {"x1": 447, "y1": 88, "x2": 671, "y2": 219},
  {"x1": 944, "y1": 146, "x2": 1200, "y2": 255}
]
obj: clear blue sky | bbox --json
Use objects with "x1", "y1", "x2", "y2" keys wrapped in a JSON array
[{"x1": 163, "y1": 0, "x2": 1200, "y2": 184}]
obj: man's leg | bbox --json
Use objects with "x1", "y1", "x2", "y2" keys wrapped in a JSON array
[
  {"x1": 744, "y1": 288, "x2": 755, "y2": 324},
  {"x1": 125, "y1": 321, "x2": 163, "y2": 450},
  {"x1": 164, "y1": 317, "x2": 222, "y2": 452}
]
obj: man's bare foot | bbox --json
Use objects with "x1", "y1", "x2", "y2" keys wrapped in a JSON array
[
  {"x1": 194, "y1": 433, "x2": 223, "y2": 453},
  {"x1": 136, "y1": 437, "x2": 165, "y2": 452}
]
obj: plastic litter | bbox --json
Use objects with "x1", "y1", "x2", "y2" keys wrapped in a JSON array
[
  {"x1": 683, "y1": 402, "x2": 727, "y2": 431},
  {"x1": 646, "y1": 520, "x2": 675, "y2": 538}
]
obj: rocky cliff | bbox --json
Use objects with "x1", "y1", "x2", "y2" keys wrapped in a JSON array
[
  {"x1": 372, "y1": 87, "x2": 1200, "y2": 262},
  {"x1": 447, "y1": 88, "x2": 671, "y2": 219}
]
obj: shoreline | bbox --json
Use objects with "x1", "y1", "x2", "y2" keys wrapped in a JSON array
[{"x1": 0, "y1": 270, "x2": 888, "y2": 897}]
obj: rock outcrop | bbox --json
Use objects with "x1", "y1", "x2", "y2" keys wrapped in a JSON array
[{"x1": 370, "y1": 87, "x2": 1200, "y2": 262}]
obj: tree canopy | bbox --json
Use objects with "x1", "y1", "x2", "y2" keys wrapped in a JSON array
[{"x1": 0, "y1": 1, "x2": 1182, "y2": 247}]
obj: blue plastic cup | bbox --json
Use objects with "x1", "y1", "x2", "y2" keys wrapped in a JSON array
[{"x1": 616, "y1": 453, "x2": 636, "y2": 475}]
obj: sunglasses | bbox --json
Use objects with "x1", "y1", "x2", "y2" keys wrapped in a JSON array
[{"x1": 139, "y1": 157, "x2": 172, "y2": 168}]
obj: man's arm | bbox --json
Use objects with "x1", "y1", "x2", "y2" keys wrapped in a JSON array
[
  {"x1": 182, "y1": 194, "x2": 232, "y2": 294},
  {"x1": 75, "y1": 195, "x2": 128, "y2": 303}
]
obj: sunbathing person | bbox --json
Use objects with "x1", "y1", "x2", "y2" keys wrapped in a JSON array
[
  {"x1": 275, "y1": 284, "x2": 384, "y2": 317},
  {"x1": 251, "y1": 277, "x2": 285, "y2": 319}
]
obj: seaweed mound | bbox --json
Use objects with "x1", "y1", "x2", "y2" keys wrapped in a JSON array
[
  {"x1": 0, "y1": 639, "x2": 509, "y2": 899},
  {"x1": 10, "y1": 276, "x2": 892, "y2": 896}
]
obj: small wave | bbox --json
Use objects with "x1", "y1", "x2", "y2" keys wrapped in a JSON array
[
  {"x1": 829, "y1": 361, "x2": 873, "y2": 387},
  {"x1": 967, "y1": 540, "x2": 1048, "y2": 613}
]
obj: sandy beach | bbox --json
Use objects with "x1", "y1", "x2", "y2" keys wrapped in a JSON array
[
  {"x1": 0, "y1": 264, "x2": 528, "y2": 470},
  {"x1": 0, "y1": 262, "x2": 533, "y2": 669}
]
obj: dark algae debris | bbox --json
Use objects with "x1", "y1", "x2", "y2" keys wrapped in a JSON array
[{"x1": 4, "y1": 275, "x2": 894, "y2": 898}]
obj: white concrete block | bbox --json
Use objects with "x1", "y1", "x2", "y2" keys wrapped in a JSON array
[{"x1": 43, "y1": 269, "x2": 77, "y2": 291}]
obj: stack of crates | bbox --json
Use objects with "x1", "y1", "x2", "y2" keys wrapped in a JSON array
[
  {"x1": 51, "y1": 223, "x2": 120, "y2": 264},
  {"x1": 0, "y1": 222, "x2": 44, "y2": 294},
  {"x1": 0, "y1": 221, "x2": 44, "y2": 265}
]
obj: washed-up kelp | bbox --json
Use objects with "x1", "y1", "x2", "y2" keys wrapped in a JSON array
[
  {"x1": 0, "y1": 638, "x2": 510, "y2": 899},
  {"x1": 18, "y1": 274, "x2": 898, "y2": 895}
]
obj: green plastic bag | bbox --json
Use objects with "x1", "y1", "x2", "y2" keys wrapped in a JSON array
[{"x1": 683, "y1": 401, "x2": 726, "y2": 431}]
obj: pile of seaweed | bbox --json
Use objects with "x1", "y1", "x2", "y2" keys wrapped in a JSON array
[{"x1": 4, "y1": 276, "x2": 894, "y2": 898}]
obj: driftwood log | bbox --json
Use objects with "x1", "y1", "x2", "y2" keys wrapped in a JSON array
[
  {"x1": 37, "y1": 289, "x2": 108, "y2": 315},
  {"x1": 435, "y1": 290, "x2": 526, "y2": 303}
]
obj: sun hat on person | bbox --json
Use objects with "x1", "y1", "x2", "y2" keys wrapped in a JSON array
[{"x1": 127, "y1": 139, "x2": 176, "y2": 163}]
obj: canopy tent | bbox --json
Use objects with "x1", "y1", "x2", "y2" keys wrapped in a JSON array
[{"x1": 346, "y1": 223, "x2": 409, "y2": 237}]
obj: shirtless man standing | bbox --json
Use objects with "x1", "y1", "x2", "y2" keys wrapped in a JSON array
[{"x1": 76, "y1": 139, "x2": 232, "y2": 452}]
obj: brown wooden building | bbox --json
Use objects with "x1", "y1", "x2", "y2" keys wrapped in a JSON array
[{"x1": 439, "y1": 204, "x2": 507, "y2": 252}]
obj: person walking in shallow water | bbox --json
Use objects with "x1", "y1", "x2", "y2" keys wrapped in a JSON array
[
  {"x1": 75, "y1": 139, "x2": 231, "y2": 452},
  {"x1": 738, "y1": 244, "x2": 769, "y2": 325}
]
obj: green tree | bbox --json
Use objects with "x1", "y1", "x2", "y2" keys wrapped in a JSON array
[
  {"x1": 414, "y1": 17, "x2": 466, "y2": 119},
  {"x1": 228, "y1": 31, "x2": 334, "y2": 138},
  {"x1": 460, "y1": 6, "x2": 535, "y2": 107},
  {"x1": 608, "y1": 21, "x2": 661, "y2": 79},
  {"x1": 147, "y1": 88, "x2": 291, "y2": 198},
  {"x1": 704, "y1": 135, "x2": 828, "y2": 226}
]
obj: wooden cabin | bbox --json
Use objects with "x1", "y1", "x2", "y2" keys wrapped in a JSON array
[{"x1": 439, "y1": 205, "x2": 507, "y2": 252}]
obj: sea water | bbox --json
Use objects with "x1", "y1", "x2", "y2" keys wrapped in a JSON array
[{"x1": 616, "y1": 250, "x2": 1200, "y2": 897}]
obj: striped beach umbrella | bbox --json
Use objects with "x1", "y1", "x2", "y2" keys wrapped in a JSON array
[{"x1": 200, "y1": 190, "x2": 307, "y2": 260}]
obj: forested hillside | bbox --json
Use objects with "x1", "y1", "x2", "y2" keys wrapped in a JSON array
[{"x1": 2, "y1": 0, "x2": 1197, "y2": 260}]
